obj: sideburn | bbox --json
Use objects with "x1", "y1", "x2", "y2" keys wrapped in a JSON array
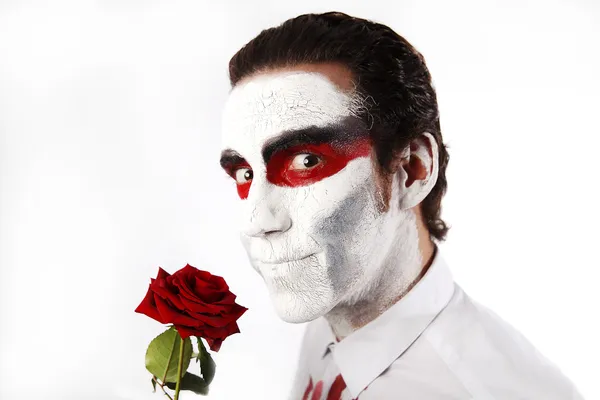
[{"x1": 370, "y1": 146, "x2": 405, "y2": 213}]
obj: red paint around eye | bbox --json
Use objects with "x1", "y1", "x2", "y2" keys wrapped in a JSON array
[
  {"x1": 225, "y1": 161, "x2": 252, "y2": 200},
  {"x1": 237, "y1": 180, "x2": 251, "y2": 200},
  {"x1": 266, "y1": 137, "x2": 371, "y2": 187}
]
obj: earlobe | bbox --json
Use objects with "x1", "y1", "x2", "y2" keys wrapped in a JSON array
[{"x1": 397, "y1": 132, "x2": 439, "y2": 210}]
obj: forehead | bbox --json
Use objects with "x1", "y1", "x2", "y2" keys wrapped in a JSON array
[{"x1": 221, "y1": 71, "x2": 360, "y2": 152}]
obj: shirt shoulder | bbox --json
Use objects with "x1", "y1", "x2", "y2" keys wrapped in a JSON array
[
  {"x1": 355, "y1": 335, "x2": 473, "y2": 399},
  {"x1": 420, "y1": 284, "x2": 583, "y2": 400}
]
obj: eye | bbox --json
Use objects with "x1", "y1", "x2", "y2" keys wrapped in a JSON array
[
  {"x1": 290, "y1": 153, "x2": 321, "y2": 170},
  {"x1": 234, "y1": 168, "x2": 253, "y2": 184}
]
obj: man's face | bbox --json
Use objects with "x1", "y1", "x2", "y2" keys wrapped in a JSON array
[{"x1": 220, "y1": 68, "x2": 416, "y2": 323}]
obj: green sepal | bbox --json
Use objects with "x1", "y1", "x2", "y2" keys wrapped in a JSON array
[
  {"x1": 196, "y1": 337, "x2": 216, "y2": 385},
  {"x1": 145, "y1": 327, "x2": 193, "y2": 383},
  {"x1": 165, "y1": 372, "x2": 209, "y2": 395}
]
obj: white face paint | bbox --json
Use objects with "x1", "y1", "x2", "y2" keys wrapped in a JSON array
[{"x1": 220, "y1": 71, "x2": 425, "y2": 324}]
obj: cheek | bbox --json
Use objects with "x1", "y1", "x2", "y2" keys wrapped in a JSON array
[{"x1": 287, "y1": 157, "x2": 378, "y2": 237}]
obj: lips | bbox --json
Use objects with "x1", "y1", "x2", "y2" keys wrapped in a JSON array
[{"x1": 256, "y1": 253, "x2": 317, "y2": 265}]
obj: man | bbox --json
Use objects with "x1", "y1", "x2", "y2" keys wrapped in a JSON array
[{"x1": 219, "y1": 11, "x2": 582, "y2": 400}]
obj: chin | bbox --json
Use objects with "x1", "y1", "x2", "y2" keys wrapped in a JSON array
[{"x1": 269, "y1": 289, "x2": 336, "y2": 323}]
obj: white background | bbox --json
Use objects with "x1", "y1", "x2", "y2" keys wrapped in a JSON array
[{"x1": 1, "y1": 1, "x2": 599, "y2": 399}]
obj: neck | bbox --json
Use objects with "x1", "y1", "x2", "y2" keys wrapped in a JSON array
[{"x1": 324, "y1": 210, "x2": 436, "y2": 341}]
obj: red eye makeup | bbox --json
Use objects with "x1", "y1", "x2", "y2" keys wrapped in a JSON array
[
  {"x1": 266, "y1": 139, "x2": 370, "y2": 187},
  {"x1": 219, "y1": 120, "x2": 371, "y2": 199},
  {"x1": 220, "y1": 151, "x2": 253, "y2": 199}
]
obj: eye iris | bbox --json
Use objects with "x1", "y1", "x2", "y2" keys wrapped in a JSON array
[
  {"x1": 303, "y1": 155, "x2": 319, "y2": 168},
  {"x1": 244, "y1": 170, "x2": 253, "y2": 181}
]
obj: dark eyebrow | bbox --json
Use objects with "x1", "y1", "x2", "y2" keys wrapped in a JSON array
[
  {"x1": 262, "y1": 118, "x2": 367, "y2": 164},
  {"x1": 219, "y1": 149, "x2": 246, "y2": 171}
]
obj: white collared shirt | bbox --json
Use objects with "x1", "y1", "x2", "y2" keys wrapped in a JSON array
[{"x1": 289, "y1": 252, "x2": 583, "y2": 400}]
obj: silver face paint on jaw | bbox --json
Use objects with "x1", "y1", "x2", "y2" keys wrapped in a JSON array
[{"x1": 220, "y1": 71, "x2": 423, "y2": 326}]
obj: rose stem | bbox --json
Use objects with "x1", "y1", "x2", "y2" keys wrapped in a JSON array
[
  {"x1": 152, "y1": 377, "x2": 174, "y2": 400},
  {"x1": 173, "y1": 335, "x2": 185, "y2": 400}
]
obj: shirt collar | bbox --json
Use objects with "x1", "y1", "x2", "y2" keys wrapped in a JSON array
[{"x1": 323, "y1": 250, "x2": 455, "y2": 398}]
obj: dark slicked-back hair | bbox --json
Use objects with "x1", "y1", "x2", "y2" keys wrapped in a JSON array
[{"x1": 228, "y1": 11, "x2": 450, "y2": 241}]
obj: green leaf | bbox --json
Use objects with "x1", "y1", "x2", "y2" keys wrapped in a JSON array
[
  {"x1": 196, "y1": 337, "x2": 216, "y2": 386},
  {"x1": 165, "y1": 372, "x2": 209, "y2": 395},
  {"x1": 151, "y1": 376, "x2": 157, "y2": 392},
  {"x1": 145, "y1": 327, "x2": 193, "y2": 383}
]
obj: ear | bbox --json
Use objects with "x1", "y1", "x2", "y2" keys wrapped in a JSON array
[{"x1": 396, "y1": 132, "x2": 439, "y2": 210}]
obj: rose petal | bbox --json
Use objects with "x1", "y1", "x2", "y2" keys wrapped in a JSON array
[
  {"x1": 199, "y1": 322, "x2": 241, "y2": 339},
  {"x1": 184, "y1": 309, "x2": 241, "y2": 328},
  {"x1": 205, "y1": 337, "x2": 223, "y2": 352},
  {"x1": 215, "y1": 292, "x2": 237, "y2": 305},
  {"x1": 171, "y1": 266, "x2": 229, "y2": 304},
  {"x1": 172, "y1": 272, "x2": 217, "y2": 305},
  {"x1": 135, "y1": 288, "x2": 170, "y2": 324},
  {"x1": 192, "y1": 277, "x2": 225, "y2": 302},
  {"x1": 171, "y1": 275, "x2": 208, "y2": 305},
  {"x1": 174, "y1": 324, "x2": 204, "y2": 340},
  {"x1": 230, "y1": 304, "x2": 248, "y2": 320},
  {"x1": 208, "y1": 274, "x2": 228, "y2": 291},
  {"x1": 154, "y1": 295, "x2": 203, "y2": 327},
  {"x1": 156, "y1": 267, "x2": 171, "y2": 280},
  {"x1": 150, "y1": 277, "x2": 186, "y2": 310},
  {"x1": 178, "y1": 264, "x2": 213, "y2": 283},
  {"x1": 170, "y1": 275, "x2": 197, "y2": 300},
  {"x1": 179, "y1": 296, "x2": 232, "y2": 314}
]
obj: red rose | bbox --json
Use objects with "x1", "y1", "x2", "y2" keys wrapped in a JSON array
[{"x1": 135, "y1": 264, "x2": 247, "y2": 352}]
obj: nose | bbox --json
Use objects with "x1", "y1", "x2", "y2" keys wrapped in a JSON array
[{"x1": 241, "y1": 183, "x2": 292, "y2": 238}]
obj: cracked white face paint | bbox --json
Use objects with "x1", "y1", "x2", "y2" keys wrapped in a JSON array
[{"x1": 220, "y1": 71, "x2": 431, "y2": 325}]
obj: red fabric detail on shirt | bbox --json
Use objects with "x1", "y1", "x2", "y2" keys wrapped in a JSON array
[
  {"x1": 302, "y1": 377, "x2": 314, "y2": 400},
  {"x1": 311, "y1": 381, "x2": 324, "y2": 400},
  {"x1": 326, "y1": 374, "x2": 347, "y2": 400},
  {"x1": 302, "y1": 374, "x2": 349, "y2": 400}
]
